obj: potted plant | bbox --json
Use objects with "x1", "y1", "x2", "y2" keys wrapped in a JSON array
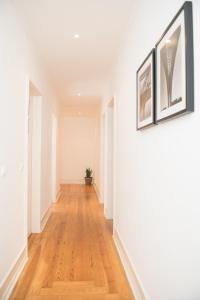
[{"x1": 85, "y1": 168, "x2": 93, "y2": 185}]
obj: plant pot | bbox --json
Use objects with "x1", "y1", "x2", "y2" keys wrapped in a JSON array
[{"x1": 85, "y1": 177, "x2": 93, "y2": 185}]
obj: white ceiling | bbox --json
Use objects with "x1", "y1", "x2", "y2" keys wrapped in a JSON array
[{"x1": 14, "y1": 0, "x2": 132, "y2": 105}]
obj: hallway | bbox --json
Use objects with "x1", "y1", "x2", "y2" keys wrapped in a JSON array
[
  {"x1": 10, "y1": 185, "x2": 134, "y2": 300},
  {"x1": 1, "y1": 1, "x2": 200, "y2": 299}
]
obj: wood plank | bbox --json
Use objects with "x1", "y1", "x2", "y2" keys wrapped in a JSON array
[{"x1": 9, "y1": 184, "x2": 134, "y2": 300}]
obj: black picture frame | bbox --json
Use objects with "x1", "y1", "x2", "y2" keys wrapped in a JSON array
[
  {"x1": 155, "y1": 1, "x2": 194, "y2": 123},
  {"x1": 136, "y1": 49, "x2": 156, "y2": 130}
]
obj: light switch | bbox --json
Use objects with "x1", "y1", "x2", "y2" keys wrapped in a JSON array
[
  {"x1": 19, "y1": 163, "x2": 24, "y2": 172},
  {"x1": 0, "y1": 166, "x2": 6, "y2": 178}
]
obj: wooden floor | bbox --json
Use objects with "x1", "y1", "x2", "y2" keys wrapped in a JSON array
[{"x1": 10, "y1": 184, "x2": 134, "y2": 300}]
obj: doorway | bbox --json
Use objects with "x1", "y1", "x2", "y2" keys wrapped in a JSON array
[
  {"x1": 51, "y1": 115, "x2": 57, "y2": 203},
  {"x1": 27, "y1": 81, "x2": 42, "y2": 235},
  {"x1": 104, "y1": 99, "x2": 114, "y2": 220}
]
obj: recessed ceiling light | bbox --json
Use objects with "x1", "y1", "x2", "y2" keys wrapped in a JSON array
[
  {"x1": 77, "y1": 93, "x2": 81, "y2": 96},
  {"x1": 74, "y1": 34, "x2": 80, "y2": 39}
]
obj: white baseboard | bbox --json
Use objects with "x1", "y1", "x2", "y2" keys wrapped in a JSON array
[
  {"x1": 54, "y1": 188, "x2": 61, "y2": 203},
  {"x1": 40, "y1": 204, "x2": 52, "y2": 231},
  {"x1": 0, "y1": 246, "x2": 28, "y2": 300},
  {"x1": 113, "y1": 228, "x2": 148, "y2": 300}
]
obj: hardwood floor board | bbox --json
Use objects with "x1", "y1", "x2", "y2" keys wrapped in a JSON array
[
  {"x1": 52, "y1": 281, "x2": 95, "y2": 288},
  {"x1": 38, "y1": 285, "x2": 108, "y2": 295},
  {"x1": 25, "y1": 293, "x2": 121, "y2": 300},
  {"x1": 9, "y1": 184, "x2": 134, "y2": 300}
]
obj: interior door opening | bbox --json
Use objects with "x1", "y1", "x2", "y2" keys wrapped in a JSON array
[
  {"x1": 27, "y1": 81, "x2": 42, "y2": 236},
  {"x1": 51, "y1": 114, "x2": 57, "y2": 203},
  {"x1": 104, "y1": 99, "x2": 114, "y2": 220}
]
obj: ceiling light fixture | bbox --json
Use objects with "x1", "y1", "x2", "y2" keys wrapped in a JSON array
[
  {"x1": 74, "y1": 34, "x2": 80, "y2": 39},
  {"x1": 77, "y1": 93, "x2": 81, "y2": 96}
]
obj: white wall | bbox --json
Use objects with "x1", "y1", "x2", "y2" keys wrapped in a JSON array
[
  {"x1": 0, "y1": 0, "x2": 59, "y2": 292},
  {"x1": 59, "y1": 106, "x2": 100, "y2": 188},
  {"x1": 111, "y1": 0, "x2": 200, "y2": 299}
]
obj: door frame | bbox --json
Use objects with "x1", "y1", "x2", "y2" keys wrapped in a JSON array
[
  {"x1": 25, "y1": 78, "x2": 42, "y2": 241},
  {"x1": 51, "y1": 114, "x2": 57, "y2": 203},
  {"x1": 103, "y1": 98, "x2": 115, "y2": 220}
]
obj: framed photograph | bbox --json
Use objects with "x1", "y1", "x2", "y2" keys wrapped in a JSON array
[
  {"x1": 156, "y1": 1, "x2": 194, "y2": 122},
  {"x1": 137, "y1": 49, "x2": 155, "y2": 130}
]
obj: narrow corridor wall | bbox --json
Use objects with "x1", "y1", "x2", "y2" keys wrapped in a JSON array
[
  {"x1": 112, "y1": 0, "x2": 200, "y2": 299},
  {"x1": 0, "y1": 1, "x2": 59, "y2": 295}
]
